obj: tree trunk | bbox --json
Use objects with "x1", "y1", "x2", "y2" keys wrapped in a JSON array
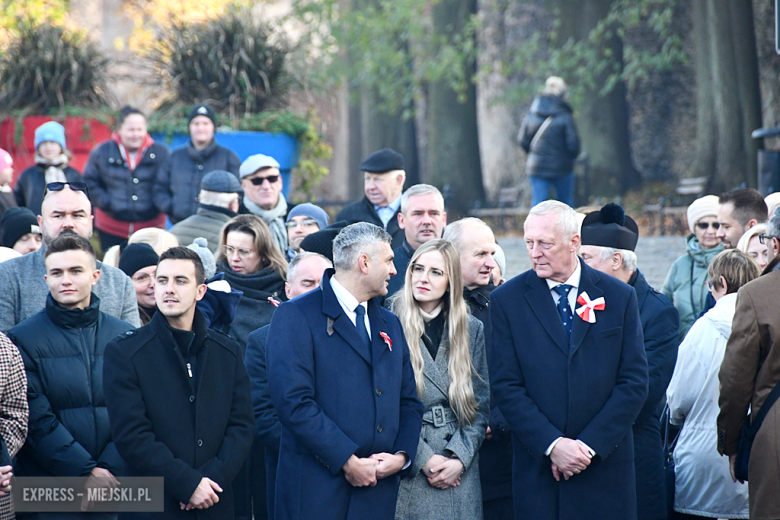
[
  {"x1": 553, "y1": 0, "x2": 639, "y2": 196},
  {"x1": 691, "y1": 0, "x2": 716, "y2": 181},
  {"x1": 427, "y1": 0, "x2": 484, "y2": 216}
]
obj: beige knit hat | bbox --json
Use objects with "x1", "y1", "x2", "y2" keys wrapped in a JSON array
[{"x1": 686, "y1": 195, "x2": 720, "y2": 234}]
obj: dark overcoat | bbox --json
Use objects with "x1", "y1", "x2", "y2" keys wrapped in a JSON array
[
  {"x1": 335, "y1": 198, "x2": 404, "y2": 249},
  {"x1": 266, "y1": 269, "x2": 424, "y2": 520},
  {"x1": 103, "y1": 310, "x2": 254, "y2": 520},
  {"x1": 630, "y1": 270, "x2": 680, "y2": 520},
  {"x1": 489, "y1": 259, "x2": 648, "y2": 520}
]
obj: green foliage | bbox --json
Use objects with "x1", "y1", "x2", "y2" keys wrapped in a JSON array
[
  {"x1": 147, "y1": 3, "x2": 291, "y2": 116},
  {"x1": 0, "y1": 0, "x2": 69, "y2": 38},
  {"x1": 0, "y1": 19, "x2": 110, "y2": 113},
  {"x1": 499, "y1": 0, "x2": 687, "y2": 108}
]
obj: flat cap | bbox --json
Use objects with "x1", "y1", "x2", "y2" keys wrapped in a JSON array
[
  {"x1": 201, "y1": 170, "x2": 242, "y2": 193},
  {"x1": 240, "y1": 154, "x2": 280, "y2": 178},
  {"x1": 359, "y1": 148, "x2": 404, "y2": 173},
  {"x1": 580, "y1": 203, "x2": 639, "y2": 252},
  {"x1": 299, "y1": 220, "x2": 350, "y2": 263}
]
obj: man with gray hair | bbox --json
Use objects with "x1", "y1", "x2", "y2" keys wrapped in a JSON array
[
  {"x1": 761, "y1": 207, "x2": 780, "y2": 272},
  {"x1": 579, "y1": 203, "x2": 679, "y2": 520},
  {"x1": 489, "y1": 200, "x2": 648, "y2": 520},
  {"x1": 266, "y1": 222, "x2": 423, "y2": 520},
  {"x1": 170, "y1": 170, "x2": 241, "y2": 254},
  {"x1": 385, "y1": 184, "x2": 447, "y2": 298}
]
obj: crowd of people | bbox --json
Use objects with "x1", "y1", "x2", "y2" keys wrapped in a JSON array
[{"x1": 0, "y1": 100, "x2": 778, "y2": 520}]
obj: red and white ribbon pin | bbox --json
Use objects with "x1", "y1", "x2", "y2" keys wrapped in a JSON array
[
  {"x1": 379, "y1": 331, "x2": 393, "y2": 352},
  {"x1": 576, "y1": 292, "x2": 605, "y2": 323}
]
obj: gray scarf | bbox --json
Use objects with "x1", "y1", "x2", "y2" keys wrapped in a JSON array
[{"x1": 244, "y1": 194, "x2": 288, "y2": 254}]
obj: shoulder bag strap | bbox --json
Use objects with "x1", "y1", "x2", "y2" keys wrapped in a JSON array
[
  {"x1": 749, "y1": 377, "x2": 780, "y2": 436},
  {"x1": 530, "y1": 116, "x2": 555, "y2": 151}
]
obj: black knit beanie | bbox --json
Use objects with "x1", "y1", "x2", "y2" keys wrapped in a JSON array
[
  {"x1": 119, "y1": 243, "x2": 159, "y2": 277},
  {"x1": 0, "y1": 207, "x2": 40, "y2": 248}
]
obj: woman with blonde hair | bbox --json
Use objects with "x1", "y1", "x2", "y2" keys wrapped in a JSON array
[
  {"x1": 390, "y1": 239, "x2": 489, "y2": 520},
  {"x1": 101, "y1": 227, "x2": 179, "y2": 267},
  {"x1": 736, "y1": 223, "x2": 768, "y2": 270}
]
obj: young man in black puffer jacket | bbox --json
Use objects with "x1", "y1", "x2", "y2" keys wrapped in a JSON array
[{"x1": 9, "y1": 235, "x2": 133, "y2": 518}]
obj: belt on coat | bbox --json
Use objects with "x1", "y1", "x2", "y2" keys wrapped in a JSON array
[{"x1": 422, "y1": 405, "x2": 458, "y2": 428}]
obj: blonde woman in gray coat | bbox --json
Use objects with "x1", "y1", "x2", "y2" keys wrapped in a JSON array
[{"x1": 390, "y1": 239, "x2": 490, "y2": 520}]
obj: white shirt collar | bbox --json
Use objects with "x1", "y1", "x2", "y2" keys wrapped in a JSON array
[
  {"x1": 546, "y1": 258, "x2": 582, "y2": 292},
  {"x1": 374, "y1": 193, "x2": 402, "y2": 213},
  {"x1": 330, "y1": 275, "x2": 367, "y2": 314}
]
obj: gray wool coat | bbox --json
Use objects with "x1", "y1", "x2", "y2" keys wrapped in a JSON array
[{"x1": 395, "y1": 314, "x2": 490, "y2": 520}]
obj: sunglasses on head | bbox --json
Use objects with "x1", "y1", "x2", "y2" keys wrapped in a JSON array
[
  {"x1": 44, "y1": 181, "x2": 89, "y2": 198},
  {"x1": 696, "y1": 221, "x2": 720, "y2": 230},
  {"x1": 249, "y1": 175, "x2": 280, "y2": 186}
]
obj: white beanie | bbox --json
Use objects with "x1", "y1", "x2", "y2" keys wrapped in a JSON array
[
  {"x1": 493, "y1": 244, "x2": 506, "y2": 278},
  {"x1": 686, "y1": 195, "x2": 720, "y2": 234}
]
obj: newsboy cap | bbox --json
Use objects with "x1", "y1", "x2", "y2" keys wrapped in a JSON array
[
  {"x1": 359, "y1": 148, "x2": 404, "y2": 173},
  {"x1": 580, "y1": 203, "x2": 639, "y2": 252},
  {"x1": 240, "y1": 154, "x2": 280, "y2": 179},
  {"x1": 201, "y1": 170, "x2": 242, "y2": 194},
  {"x1": 188, "y1": 104, "x2": 217, "y2": 126},
  {"x1": 299, "y1": 220, "x2": 350, "y2": 263}
]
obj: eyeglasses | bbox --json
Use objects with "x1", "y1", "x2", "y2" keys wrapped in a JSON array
[
  {"x1": 759, "y1": 233, "x2": 778, "y2": 245},
  {"x1": 249, "y1": 175, "x2": 280, "y2": 186},
  {"x1": 696, "y1": 222, "x2": 720, "y2": 230},
  {"x1": 44, "y1": 181, "x2": 89, "y2": 198},
  {"x1": 410, "y1": 263, "x2": 447, "y2": 280},
  {"x1": 221, "y1": 245, "x2": 256, "y2": 259},
  {"x1": 285, "y1": 219, "x2": 319, "y2": 230}
]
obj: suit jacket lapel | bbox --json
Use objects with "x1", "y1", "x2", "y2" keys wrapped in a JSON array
[
  {"x1": 421, "y1": 336, "x2": 449, "y2": 397},
  {"x1": 571, "y1": 260, "x2": 603, "y2": 354},
  {"x1": 368, "y1": 298, "x2": 390, "y2": 362},
  {"x1": 525, "y1": 273, "x2": 569, "y2": 355},
  {"x1": 322, "y1": 270, "x2": 372, "y2": 366}
]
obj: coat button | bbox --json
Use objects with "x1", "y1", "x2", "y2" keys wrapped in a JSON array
[
  {"x1": 197, "y1": 439, "x2": 203, "y2": 447},
  {"x1": 377, "y1": 425, "x2": 383, "y2": 433},
  {"x1": 133, "y1": 178, "x2": 139, "y2": 184},
  {"x1": 189, "y1": 395, "x2": 195, "y2": 402},
  {"x1": 124, "y1": 162, "x2": 129, "y2": 168},
  {"x1": 150, "y1": 153, "x2": 156, "y2": 159},
  {"x1": 376, "y1": 389, "x2": 382, "y2": 396},
  {"x1": 108, "y1": 158, "x2": 115, "y2": 164},
  {"x1": 132, "y1": 195, "x2": 138, "y2": 201},
  {"x1": 198, "y1": 164, "x2": 204, "y2": 170}
]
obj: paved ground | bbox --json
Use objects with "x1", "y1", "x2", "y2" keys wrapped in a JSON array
[{"x1": 498, "y1": 235, "x2": 688, "y2": 290}]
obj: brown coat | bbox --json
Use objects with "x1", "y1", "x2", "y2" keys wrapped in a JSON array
[{"x1": 718, "y1": 267, "x2": 780, "y2": 520}]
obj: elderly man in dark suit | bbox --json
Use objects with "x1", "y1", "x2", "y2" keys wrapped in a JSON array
[
  {"x1": 266, "y1": 222, "x2": 423, "y2": 520},
  {"x1": 579, "y1": 203, "x2": 679, "y2": 520},
  {"x1": 489, "y1": 200, "x2": 648, "y2": 520}
]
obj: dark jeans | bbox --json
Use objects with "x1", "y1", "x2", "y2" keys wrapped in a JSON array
[{"x1": 530, "y1": 172, "x2": 575, "y2": 207}]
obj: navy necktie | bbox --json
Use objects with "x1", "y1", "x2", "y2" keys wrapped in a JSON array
[
  {"x1": 354, "y1": 305, "x2": 371, "y2": 351},
  {"x1": 553, "y1": 284, "x2": 574, "y2": 341}
]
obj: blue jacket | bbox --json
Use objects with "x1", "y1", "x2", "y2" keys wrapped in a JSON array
[
  {"x1": 266, "y1": 269, "x2": 424, "y2": 520},
  {"x1": 489, "y1": 259, "x2": 648, "y2": 520}
]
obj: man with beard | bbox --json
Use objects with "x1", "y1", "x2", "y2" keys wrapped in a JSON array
[{"x1": 0, "y1": 182, "x2": 140, "y2": 332}]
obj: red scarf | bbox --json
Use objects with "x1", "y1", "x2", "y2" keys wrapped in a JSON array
[{"x1": 111, "y1": 132, "x2": 154, "y2": 171}]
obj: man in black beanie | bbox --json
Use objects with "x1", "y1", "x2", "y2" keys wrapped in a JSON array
[
  {"x1": 335, "y1": 148, "x2": 406, "y2": 249},
  {"x1": 579, "y1": 203, "x2": 680, "y2": 520},
  {"x1": 119, "y1": 243, "x2": 160, "y2": 326},
  {"x1": 154, "y1": 103, "x2": 241, "y2": 224},
  {"x1": 0, "y1": 207, "x2": 41, "y2": 255}
]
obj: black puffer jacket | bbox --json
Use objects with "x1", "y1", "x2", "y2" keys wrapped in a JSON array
[
  {"x1": 83, "y1": 139, "x2": 171, "y2": 222},
  {"x1": 154, "y1": 139, "x2": 241, "y2": 224},
  {"x1": 218, "y1": 261, "x2": 287, "y2": 352},
  {"x1": 518, "y1": 95, "x2": 581, "y2": 179},
  {"x1": 8, "y1": 294, "x2": 134, "y2": 477},
  {"x1": 13, "y1": 164, "x2": 82, "y2": 216}
]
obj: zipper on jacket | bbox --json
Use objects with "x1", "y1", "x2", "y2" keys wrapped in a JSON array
[{"x1": 187, "y1": 363, "x2": 193, "y2": 378}]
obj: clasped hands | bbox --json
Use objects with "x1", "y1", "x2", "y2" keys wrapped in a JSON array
[
  {"x1": 180, "y1": 477, "x2": 223, "y2": 511},
  {"x1": 0, "y1": 465, "x2": 12, "y2": 496},
  {"x1": 550, "y1": 438, "x2": 592, "y2": 481},
  {"x1": 422, "y1": 454, "x2": 464, "y2": 490},
  {"x1": 342, "y1": 453, "x2": 406, "y2": 487}
]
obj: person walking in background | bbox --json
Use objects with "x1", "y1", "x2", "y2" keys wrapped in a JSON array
[
  {"x1": 518, "y1": 76, "x2": 581, "y2": 207},
  {"x1": 0, "y1": 208, "x2": 41, "y2": 256},
  {"x1": 579, "y1": 203, "x2": 680, "y2": 520},
  {"x1": 285, "y1": 203, "x2": 329, "y2": 261},
  {"x1": 169, "y1": 170, "x2": 242, "y2": 254},
  {"x1": 118, "y1": 243, "x2": 159, "y2": 326},
  {"x1": 154, "y1": 104, "x2": 241, "y2": 225},
  {"x1": 736, "y1": 223, "x2": 769, "y2": 271},
  {"x1": 336, "y1": 148, "x2": 407, "y2": 249},
  {"x1": 9, "y1": 235, "x2": 134, "y2": 520},
  {"x1": 389, "y1": 239, "x2": 489, "y2": 520},
  {"x1": 83, "y1": 106, "x2": 170, "y2": 251},
  {"x1": 668, "y1": 250, "x2": 759, "y2": 520},
  {"x1": 238, "y1": 154, "x2": 295, "y2": 255},
  {"x1": 385, "y1": 184, "x2": 447, "y2": 300},
  {"x1": 0, "y1": 149, "x2": 15, "y2": 219},
  {"x1": 13, "y1": 121, "x2": 82, "y2": 217},
  {"x1": 662, "y1": 195, "x2": 724, "y2": 340},
  {"x1": 245, "y1": 251, "x2": 332, "y2": 520},
  {"x1": 267, "y1": 222, "x2": 423, "y2": 520}
]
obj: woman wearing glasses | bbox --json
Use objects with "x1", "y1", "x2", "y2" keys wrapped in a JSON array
[
  {"x1": 83, "y1": 106, "x2": 171, "y2": 251},
  {"x1": 389, "y1": 239, "x2": 489, "y2": 520},
  {"x1": 662, "y1": 195, "x2": 725, "y2": 340}
]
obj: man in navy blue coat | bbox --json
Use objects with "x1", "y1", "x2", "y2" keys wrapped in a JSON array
[
  {"x1": 266, "y1": 222, "x2": 424, "y2": 520},
  {"x1": 489, "y1": 201, "x2": 648, "y2": 520}
]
